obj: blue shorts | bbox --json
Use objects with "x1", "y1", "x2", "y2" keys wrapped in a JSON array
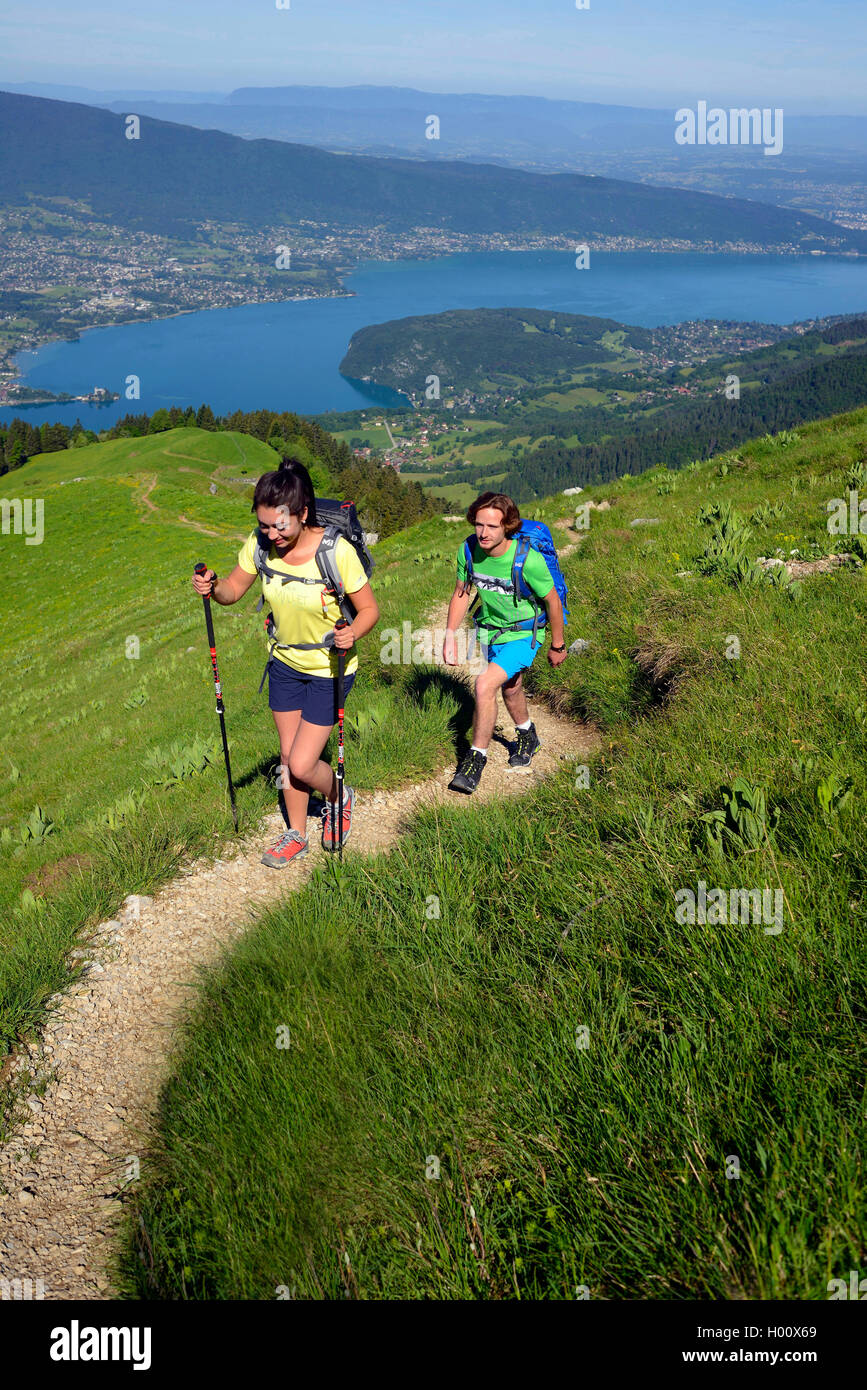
[
  {"x1": 268, "y1": 658, "x2": 356, "y2": 724},
  {"x1": 485, "y1": 635, "x2": 541, "y2": 682}
]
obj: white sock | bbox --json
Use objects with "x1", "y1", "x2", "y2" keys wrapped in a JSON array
[
  {"x1": 470, "y1": 745, "x2": 488, "y2": 757},
  {"x1": 516, "y1": 719, "x2": 532, "y2": 731}
]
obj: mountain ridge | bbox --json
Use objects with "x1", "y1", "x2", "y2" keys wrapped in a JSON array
[{"x1": 2, "y1": 90, "x2": 864, "y2": 250}]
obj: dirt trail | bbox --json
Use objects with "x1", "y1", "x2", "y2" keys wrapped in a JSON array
[
  {"x1": 176, "y1": 514, "x2": 248, "y2": 541},
  {"x1": 131, "y1": 472, "x2": 247, "y2": 542},
  {"x1": 134, "y1": 473, "x2": 159, "y2": 514},
  {"x1": 0, "y1": 561, "x2": 597, "y2": 1301}
]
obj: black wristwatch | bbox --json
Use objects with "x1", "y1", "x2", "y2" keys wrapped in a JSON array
[{"x1": 550, "y1": 643, "x2": 566, "y2": 653}]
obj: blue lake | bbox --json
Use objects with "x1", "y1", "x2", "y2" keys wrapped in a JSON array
[{"x1": 5, "y1": 250, "x2": 867, "y2": 428}]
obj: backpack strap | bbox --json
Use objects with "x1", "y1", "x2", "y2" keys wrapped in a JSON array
[
  {"x1": 511, "y1": 534, "x2": 544, "y2": 646},
  {"x1": 480, "y1": 614, "x2": 545, "y2": 649},
  {"x1": 511, "y1": 535, "x2": 534, "y2": 603},
  {"x1": 314, "y1": 526, "x2": 356, "y2": 624},
  {"x1": 459, "y1": 534, "x2": 483, "y2": 634},
  {"x1": 459, "y1": 535, "x2": 476, "y2": 595},
  {"x1": 257, "y1": 613, "x2": 338, "y2": 693}
]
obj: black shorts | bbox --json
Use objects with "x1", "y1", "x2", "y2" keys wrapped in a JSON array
[{"x1": 267, "y1": 658, "x2": 356, "y2": 725}]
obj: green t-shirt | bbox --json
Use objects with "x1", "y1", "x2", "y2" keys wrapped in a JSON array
[{"x1": 456, "y1": 537, "x2": 554, "y2": 644}]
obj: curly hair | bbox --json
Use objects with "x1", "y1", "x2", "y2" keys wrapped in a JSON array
[{"x1": 467, "y1": 491, "x2": 522, "y2": 537}]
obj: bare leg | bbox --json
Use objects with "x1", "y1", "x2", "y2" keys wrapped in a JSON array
[
  {"x1": 472, "y1": 661, "x2": 512, "y2": 750},
  {"x1": 288, "y1": 718, "x2": 339, "y2": 802},
  {"x1": 272, "y1": 709, "x2": 304, "y2": 833},
  {"x1": 501, "y1": 671, "x2": 529, "y2": 727},
  {"x1": 272, "y1": 710, "x2": 336, "y2": 835}
]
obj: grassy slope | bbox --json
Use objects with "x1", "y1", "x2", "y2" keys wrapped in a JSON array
[
  {"x1": 117, "y1": 410, "x2": 866, "y2": 1300},
  {"x1": 0, "y1": 428, "x2": 475, "y2": 1100}
]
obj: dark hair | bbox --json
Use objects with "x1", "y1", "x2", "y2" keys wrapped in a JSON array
[
  {"x1": 251, "y1": 456, "x2": 318, "y2": 526},
  {"x1": 467, "y1": 491, "x2": 521, "y2": 536}
]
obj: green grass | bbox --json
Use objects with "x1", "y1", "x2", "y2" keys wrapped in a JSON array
[
  {"x1": 0, "y1": 430, "x2": 472, "y2": 1104},
  {"x1": 425, "y1": 481, "x2": 484, "y2": 507},
  {"x1": 536, "y1": 385, "x2": 609, "y2": 410},
  {"x1": 458, "y1": 440, "x2": 509, "y2": 469},
  {"x1": 115, "y1": 410, "x2": 866, "y2": 1300},
  {"x1": 330, "y1": 426, "x2": 392, "y2": 451}
]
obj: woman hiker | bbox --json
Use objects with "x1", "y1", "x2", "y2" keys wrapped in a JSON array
[
  {"x1": 442, "y1": 491, "x2": 567, "y2": 793},
  {"x1": 191, "y1": 458, "x2": 379, "y2": 865}
]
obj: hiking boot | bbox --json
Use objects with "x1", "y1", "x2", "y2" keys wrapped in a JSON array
[
  {"x1": 508, "y1": 723, "x2": 541, "y2": 771},
  {"x1": 449, "y1": 749, "x2": 487, "y2": 794},
  {"x1": 322, "y1": 785, "x2": 355, "y2": 852},
  {"x1": 261, "y1": 829, "x2": 309, "y2": 868}
]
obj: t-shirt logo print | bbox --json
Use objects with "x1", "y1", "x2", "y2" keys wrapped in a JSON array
[{"x1": 473, "y1": 574, "x2": 514, "y2": 595}]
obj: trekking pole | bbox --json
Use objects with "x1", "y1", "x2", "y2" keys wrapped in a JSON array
[
  {"x1": 334, "y1": 618, "x2": 350, "y2": 863},
  {"x1": 194, "y1": 562, "x2": 239, "y2": 832}
]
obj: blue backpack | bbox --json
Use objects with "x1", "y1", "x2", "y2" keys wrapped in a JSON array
[{"x1": 462, "y1": 520, "x2": 570, "y2": 646}]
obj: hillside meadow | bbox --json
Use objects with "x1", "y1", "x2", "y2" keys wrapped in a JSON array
[
  {"x1": 87, "y1": 410, "x2": 865, "y2": 1299},
  {"x1": 0, "y1": 427, "x2": 472, "y2": 1107}
]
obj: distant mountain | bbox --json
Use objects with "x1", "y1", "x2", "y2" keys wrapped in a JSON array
[
  {"x1": 0, "y1": 80, "x2": 230, "y2": 104},
  {"x1": 340, "y1": 308, "x2": 655, "y2": 394},
  {"x1": 223, "y1": 86, "x2": 867, "y2": 153},
  {"x1": 76, "y1": 87, "x2": 867, "y2": 216},
  {"x1": 13, "y1": 80, "x2": 859, "y2": 151},
  {"x1": 1, "y1": 90, "x2": 864, "y2": 251}
]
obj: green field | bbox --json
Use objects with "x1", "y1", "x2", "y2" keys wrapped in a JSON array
[
  {"x1": 3, "y1": 413, "x2": 866, "y2": 1301},
  {"x1": 0, "y1": 428, "x2": 465, "y2": 1075},
  {"x1": 329, "y1": 425, "x2": 393, "y2": 451},
  {"x1": 426, "y1": 480, "x2": 487, "y2": 507},
  {"x1": 457, "y1": 440, "x2": 509, "y2": 468},
  {"x1": 536, "y1": 385, "x2": 610, "y2": 410},
  {"x1": 108, "y1": 419, "x2": 867, "y2": 1299}
]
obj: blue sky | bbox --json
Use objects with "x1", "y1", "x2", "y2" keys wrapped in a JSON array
[{"x1": 2, "y1": 0, "x2": 865, "y2": 113}]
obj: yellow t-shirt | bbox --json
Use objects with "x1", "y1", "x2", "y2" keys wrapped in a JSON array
[{"x1": 238, "y1": 529, "x2": 367, "y2": 677}]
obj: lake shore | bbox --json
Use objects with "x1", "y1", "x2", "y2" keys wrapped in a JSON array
[
  {"x1": 5, "y1": 229, "x2": 858, "y2": 404},
  {"x1": 3, "y1": 247, "x2": 866, "y2": 427},
  {"x1": 4, "y1": 287, "x2": 359, "y2": 400}
]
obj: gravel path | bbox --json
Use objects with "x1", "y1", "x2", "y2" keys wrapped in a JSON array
[{"x1": 0, "y1": 589, "x2": 598, "y2": 1301}]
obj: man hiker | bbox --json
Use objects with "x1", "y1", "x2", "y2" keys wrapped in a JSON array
[{"x1": 442, "y1": 491, "x2": 567, "y2": 793}]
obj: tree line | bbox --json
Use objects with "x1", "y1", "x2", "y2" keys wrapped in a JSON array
[
  {"x1": 501, "y1": 349, "x2": 867, "y2": 498},
  {"x1": 0, "y1": 402, "x2": 444, "y2": 539}
]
